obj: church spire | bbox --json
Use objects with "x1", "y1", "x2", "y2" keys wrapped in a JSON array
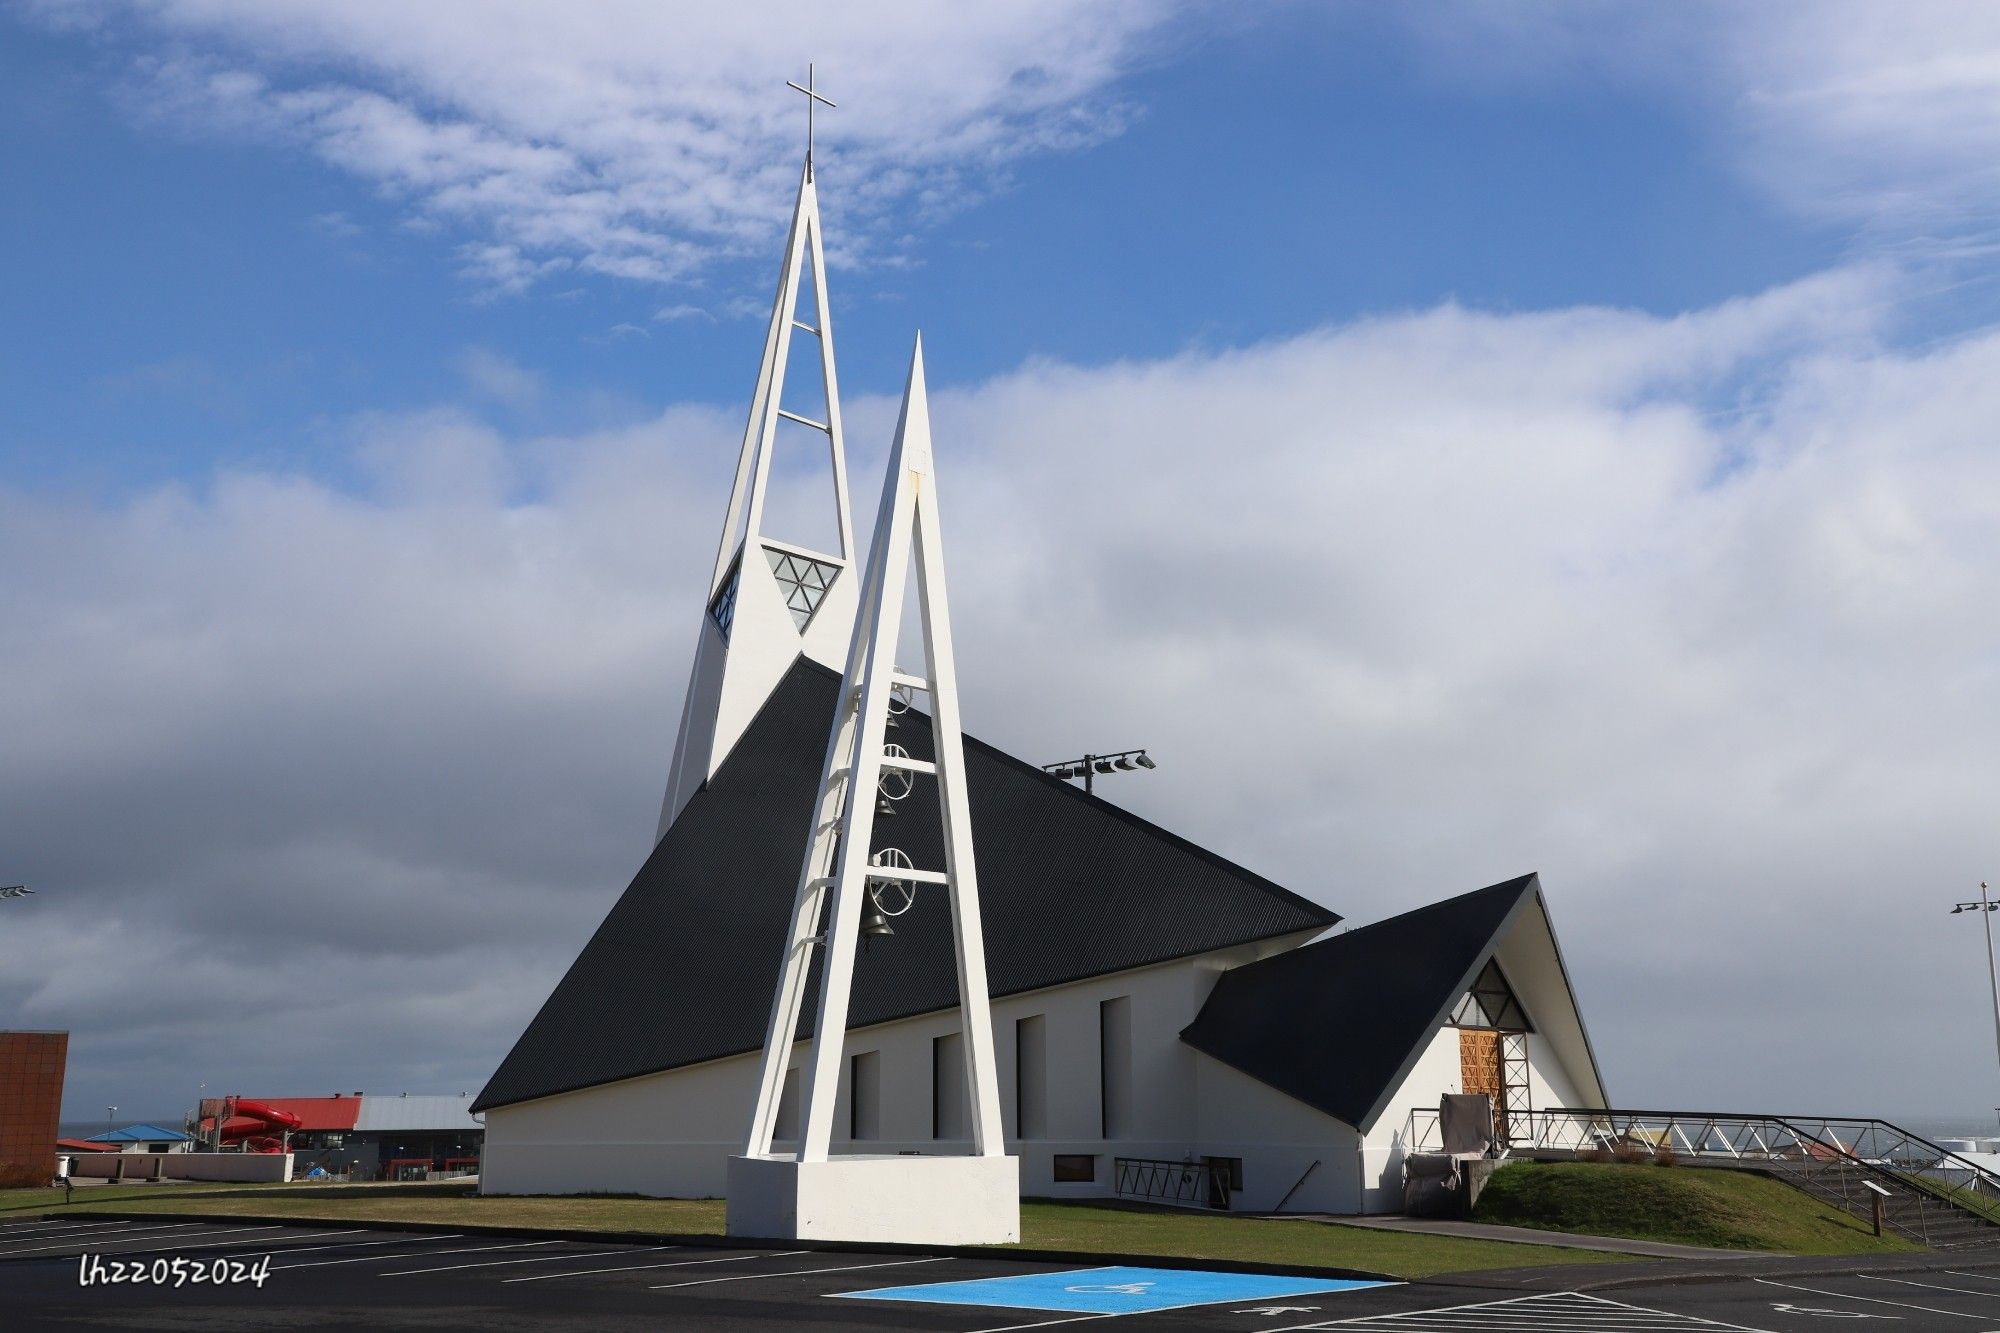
[
  {"x1": 658, "y1": 88, "x2": 857, "y2": 841},
  {"x1": 730, "y1": 334, "x2": 1019, "y2": 1243}
]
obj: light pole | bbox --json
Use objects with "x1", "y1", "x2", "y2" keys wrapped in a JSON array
[
  {"x1": 1042, "y1": 748, "x2": 1156, "y2": 796},
  {"x1": 106, "y1": 1106, "x2": 117, "y2": 1142},
  {"x1": 1949, "y1": 882, "x2": 2000, "y2": 1134}
]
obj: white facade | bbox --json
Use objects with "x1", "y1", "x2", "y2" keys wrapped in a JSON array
[
  {"x1": 481, "y1": 140, "x2": 1609, "y2": 1221},
  {"x1": 482, "y1": 901, "x2": 1601, "y2": 1214}
]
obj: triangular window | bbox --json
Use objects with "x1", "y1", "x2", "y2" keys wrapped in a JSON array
[
  {"x1": 1451, "y1": 959, "x2": 1531, "y2": 1031},
  {"x1": 765, "y1": 546, "x2": 841, "y2": 631},
  {"x1": 709, "y1": 555, "x2": 742, "y2": 642}
]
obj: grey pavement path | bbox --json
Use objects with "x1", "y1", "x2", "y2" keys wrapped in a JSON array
[{"x1": 1303, "y1": 1213, "x2": 1767, "y2": 1259}]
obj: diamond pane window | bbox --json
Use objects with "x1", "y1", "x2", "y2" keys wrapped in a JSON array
[
  {"x1": 1450, "y1": 959, "x2": 1531, "y2": 1032},
  {"x1": 709, "y1": 558, "x2": 742, "y2": 641},
  {"x1": 765, "y1": 546, "x2": 841, "y2": 631}
]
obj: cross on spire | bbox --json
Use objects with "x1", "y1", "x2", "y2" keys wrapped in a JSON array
[{"x1": 786, "y1": 64, "x2": 836, "y2": 181}]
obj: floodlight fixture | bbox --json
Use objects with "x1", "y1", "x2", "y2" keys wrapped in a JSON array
[
  {"x1": 1041, "y1": 748, "x2": 1157, "y2": 795},
  {"x1": 1950, "y1": 881, "x2": 2000, "y2": 1133},
  {"x1": 0, "y1": 885, "x2": 31, "y2": 900}
]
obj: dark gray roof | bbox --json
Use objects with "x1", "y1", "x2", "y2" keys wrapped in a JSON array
[
  {"x1": 1179, "y1": 874, "x2": 1540, "y2": 1130},
  {"x1": 474, "y1": 657, "x2": 1338, "y2": 1112}
]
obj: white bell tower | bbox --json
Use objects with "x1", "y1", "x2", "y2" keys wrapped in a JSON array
[
  {"x1": 727, "y1": 335, "x2": 1020, "y2": 1245},
  {"x1": 658, "y1": 75, "x2": 857, "y2": 841}
]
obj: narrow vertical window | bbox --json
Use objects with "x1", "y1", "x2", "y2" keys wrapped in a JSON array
[
  {"x1": 932, "y1": 1032, "x2": 967, "y2": 1140},
  {"x1": 1015, "y1": 1015, "x2": 1047, "y2": 1140},
  {"x1": 849, "y1": 1051, "x2": 880, "y2": 1141},
  {"x1": 1100, "y1": 996, "x2": 1133, "y2": 1139}
]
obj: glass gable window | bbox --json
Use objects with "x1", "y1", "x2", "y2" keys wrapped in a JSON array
[
  {"x1": 1451, "y1": 959, "x2": 1532, "y2": 1031},
  {"x1": 765, "y1": 546, "x2": 841, "y2": 631},
  {"x1": 709, "y1": 558, "x2": 742, "y2": 641}
]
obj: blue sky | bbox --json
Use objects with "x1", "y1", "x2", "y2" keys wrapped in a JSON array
[
  {"x1": 7, "y1": 2, "x2": 2000, "y2": 1120},
  {"x1": 0, "y1": 8, "x2": 1862, "y2": 491}
]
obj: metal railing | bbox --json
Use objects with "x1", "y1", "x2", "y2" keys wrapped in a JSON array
[
  {"x1": 1113, "y1": 1157, "x2": 1227, "y2": 1210},
  {"x1": 1401, "y1": 1106, "x2": 2000, "y2": 1246}
]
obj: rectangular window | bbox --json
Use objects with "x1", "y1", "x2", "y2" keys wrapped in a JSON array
[
  {"x1": 1100, "y1": 995, "x2": 1133, "y2": 1139},
  {"x1": 850, "y1": 1051, "x2": 881, "y2": 1142},
  {"x1": 1015, "y1": 1015, "x2": 1047, "y2": 1140},
  {"x1": 1053, "y1": 1154, "x2": 1097, "y2": 1183},
  {"x1": 1204, "y1": 1156, "x2": 1244, "y2": 1191},
  {"x1": 774, "y1": 1066, "x2": 801, "y2": 1142},
  {"x1": 932, "y1": 1032, "x2": 967, "y2": 1140}
]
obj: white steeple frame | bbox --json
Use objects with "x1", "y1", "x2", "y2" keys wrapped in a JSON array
[
  {"x1": 657, "y1": 160, "x2": 858, "y2": 842},
  {"x1": 727, "y1": 336, "x2": 1019, "y2": 1245}
]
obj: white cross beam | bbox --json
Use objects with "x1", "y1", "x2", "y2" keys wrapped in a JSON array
[{"x1": 786, "y1": 64, "x2": 836, "y2": 179}]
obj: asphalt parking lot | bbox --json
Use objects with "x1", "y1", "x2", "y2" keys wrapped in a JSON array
[{"x1": 6, "y1": 1214, "x2": 2000, "y2": 1331}]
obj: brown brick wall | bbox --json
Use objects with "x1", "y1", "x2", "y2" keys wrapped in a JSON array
[{"x1": 0, "y1": 1031, "x2": 67, "y2": 1188}]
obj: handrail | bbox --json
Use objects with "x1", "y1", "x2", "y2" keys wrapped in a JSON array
[
  {"x1": 1400, "y1": 1105, "x2": 2000, "y2": 1247},
  {"x1": 1113, "y1": 1156, "x2": 1225, "y2": 1210},
  {"x1": 1272, "y1": 1159, "x2": 1320, "y2": 1214}
]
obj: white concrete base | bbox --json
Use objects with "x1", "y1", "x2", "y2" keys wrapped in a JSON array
[{"x1": 726, "y1": 1153, "x2": 1020, "y2": 1244}]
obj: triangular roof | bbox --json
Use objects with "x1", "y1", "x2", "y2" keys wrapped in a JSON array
[
  {"x1": 1180, "y1": 873, "x2": 1605, "y2": 1131},
  {"x1": 475, "y1": 656, "x2": 1337, "y2": 1112},
  {"x1": 86, "y1": 1123, "x2": 190, "y2": 1143}
]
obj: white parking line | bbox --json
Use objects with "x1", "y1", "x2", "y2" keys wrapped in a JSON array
[
  {"x1": 2, "y1": 1221, "x2": 207, "y2": 1241},
  {"x1": 1276, "y1": 1290, "x2": 1769, "y2": 1330},
  {"x1": 91, "y1": 1228, "x2": 367, "y2": 1257},
  {"x1": 648, "y1": 1255, "x2": 946, "y2": 1291},
  {"x1": 505, "y1": 1249, "x2": 807, "y2": 1284},
  {"x1": 0, "y1": 1219, "x2": 176, "y2": 1238},
  {"x1": 962, "y1": 1316, "x2": 1117, "y2": 1333},
  {"x1": 1946, "y1": 1268, "x2": 2000, "y2": 1283},
  {"x1": 0, "y1": 1219, "x2": 132, "y2": 1232},
  {"x1": 1755, "y1": 1276, "x2": 1987, "y2": 1320},
  {"x1": 241, "y1": 1231, "x2": 461, "y2": 1259},
  {"x1": 382, "y1": 1245, "x2": 671, "y2": 1277},
  {"x1": 275, "y1": 1239, "x2": 560, "y2": 1271},
  {"x1": 0, "y1": 1223, "x2": 221, "y2": 1255},
  {"x1": 1859, "y1": 1272, "x2": 2000, "y2": 1302}
]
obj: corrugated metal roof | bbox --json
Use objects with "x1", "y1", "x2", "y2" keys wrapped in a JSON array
[
  {"x1": 217, "y1": 1097, "x2": 361, "y2": 1135},
  {"x1": 353, "y1": 1094, "x2": 482, "y2": 1131},
  {"x1": 86, "y1": 1123, "x2": 190, "y2": 1143},
  {"x1": 475, "y1": 657, "x2": 1339, "y2": 1113}
]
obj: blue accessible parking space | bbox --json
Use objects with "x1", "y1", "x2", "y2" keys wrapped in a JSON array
[{"x1": 836, "y1": 1264, "x2": 1395, "y2": 1315}]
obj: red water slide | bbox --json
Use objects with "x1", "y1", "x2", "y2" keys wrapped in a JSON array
[{"x1": 217, "y1": 1100, "x2": 303, "y2": 1154}]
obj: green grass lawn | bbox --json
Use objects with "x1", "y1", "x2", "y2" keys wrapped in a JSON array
[
  {"x1": 5, "y1": 1182, "x2": 1630, "y2": 1279},
  {"x1": 1473, "y1": 1162, "x2": 1919, "y2": 1255}
]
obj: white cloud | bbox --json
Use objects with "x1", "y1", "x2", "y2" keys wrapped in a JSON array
[
  {"x1": 453, "y1": 346, "x2": 543, "y2": 408},
  {"x1": 37, "y1": 0, "x2": 1170, "y2": 291},
  {"x1": 6, "y1": 266, "x2": 1999, "y2": 1117},
  {"x1": 1393, "y1": 1, "x2": 2000, "y2": 252}
]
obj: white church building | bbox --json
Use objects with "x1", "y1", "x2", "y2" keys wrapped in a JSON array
[{"x1": 474, "y1": 126, "x2": 1608, "y2": 1218}]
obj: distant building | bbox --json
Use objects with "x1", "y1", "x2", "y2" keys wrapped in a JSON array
[
  {"x1": 0, "y1": 1031, "x2": 66, "y2": 1187},
  {"x1": 56, "y1": 1138, "x2": 119, "y2": 1155},
  {"x1": 86, "y1": 1124, "x2": 194, "y2": 1154},
  {"x1": 231, "y1": 1094, "x2": 482, "y2": 1180}
]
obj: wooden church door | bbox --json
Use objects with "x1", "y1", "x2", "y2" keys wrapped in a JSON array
[{"x1": 1458, "y1": 1029, "x2": 1504, "y2": 1140}]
